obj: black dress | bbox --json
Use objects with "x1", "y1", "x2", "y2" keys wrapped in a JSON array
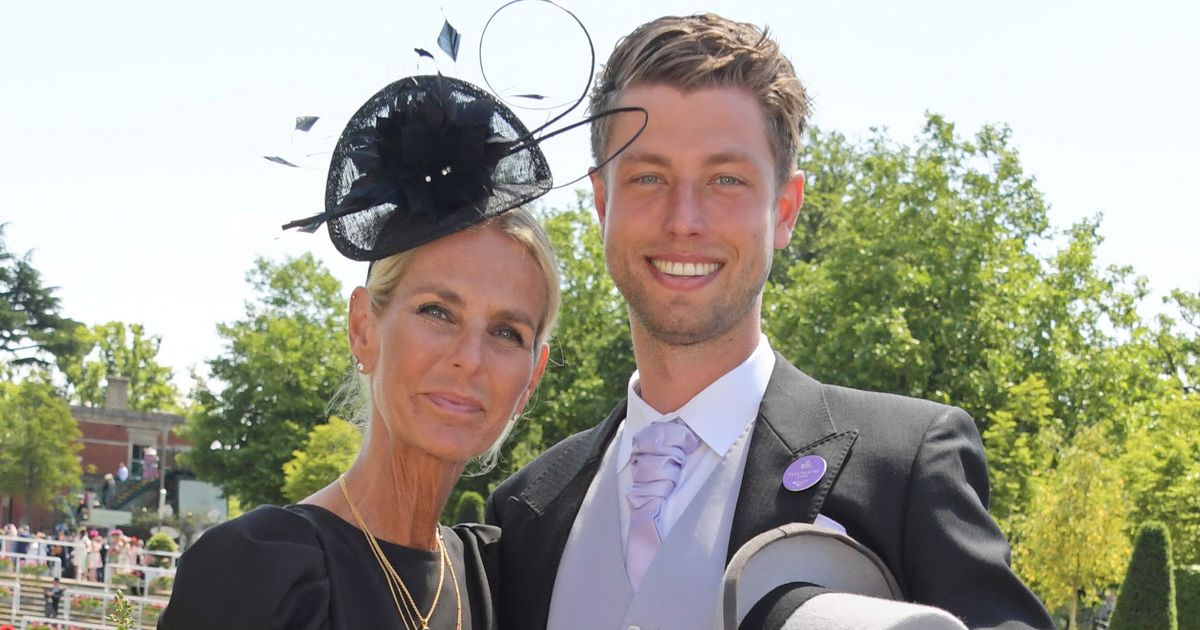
[{"x1": 159, "y1": 504, "x2": 498, "y2": 630}]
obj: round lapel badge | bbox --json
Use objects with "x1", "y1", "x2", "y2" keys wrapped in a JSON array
[{"x1": 782, "y1": 454, "x2": 828, "y2": 492}]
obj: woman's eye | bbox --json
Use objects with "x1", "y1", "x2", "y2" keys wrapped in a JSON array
[
  {"x1": 494, "y1": 326, "x2": 526, "y2": 346},
  {"x1": 418, "y1": 303, "x2": 451, "y2": 321}
]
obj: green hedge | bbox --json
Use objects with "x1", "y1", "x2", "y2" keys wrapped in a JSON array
[
  {"x1": 1177, "y1": 567, "x2": 1199, "y2": 630},
  {"x1": 454, "y1": 490, "x2": 486, "y2": 524},
  {"x1": 1111, "y1": 521, "x2": 1177, "y2": 630}
]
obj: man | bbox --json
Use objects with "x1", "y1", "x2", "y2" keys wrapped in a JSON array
[
  {"x1": 44, "y1": 577, "x2": 64, "y2": 618},
  {"x1": 487, "y1": 13, "x2": 1054, "y2": 630}
]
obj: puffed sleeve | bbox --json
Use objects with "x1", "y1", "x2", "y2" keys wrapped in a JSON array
[
  {"x1": 450, "y1": 522, "x2": 501, "y2": 630},
  {"x1": 159, "y1": 506, "x2": 330, "y2": 630}
]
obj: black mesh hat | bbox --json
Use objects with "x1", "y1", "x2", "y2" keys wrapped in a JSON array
[{"x1": 283, "y1": 75, "x2": 553, "y2": 261}]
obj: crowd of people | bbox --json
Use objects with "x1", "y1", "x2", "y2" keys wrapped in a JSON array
[{"x1": 1, "y1": 522, "x2": 162, "y2": 583}]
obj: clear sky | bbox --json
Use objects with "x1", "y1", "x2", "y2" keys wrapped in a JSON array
[{"x1": 2, "y1": 0, "x2": 1196, "y2": 391}]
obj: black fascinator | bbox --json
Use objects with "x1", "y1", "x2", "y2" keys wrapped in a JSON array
[
  {"x1": 280, "y1": 1, "x2": 646, "y2": 263},
  {"x1": 284, "y1": 76, "x2": 552, "y2": 260}
]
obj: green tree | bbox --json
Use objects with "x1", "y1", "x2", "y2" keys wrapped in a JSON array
[
  {"x1": 0, "y1": 225, "x2": 83, "y2": 368},
  {"x1": 1014, "y1": 424, "x2": 1131, "y2": 628},
  {"x1": 182, "y1": 254, "x2": 350, "y2": 507},
  {"x1": 57, "y1": 321, "x2": 180, "y2": 412},
  {"x1": 1123, "y1": 396, "x2": 1200, "y2": 567},
  {"x1": 281, "y1": 416, "x2": 360, "y2": 503},
  {"x1": 1110, "y1": 521, "x2": 1178, "y2": 630},
  {"x1": 453, "y1": 491, "x2": 485, "y2": 524},
  {"x1": 764, "y1": 115, "x2": 1168, "y2": 530},
  {"x1": 0, "y1": 379, "x2": 83, "y2": 521}
]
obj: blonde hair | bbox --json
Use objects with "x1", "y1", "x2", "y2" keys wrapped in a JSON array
[
  {"x1": 334, "y1": 207, "x2": 559, "y2": 473},
  {"x1": 589, "y1": 13, "x2": 811, "y2": 185}
]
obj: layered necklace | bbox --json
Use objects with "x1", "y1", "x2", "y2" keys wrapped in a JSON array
[{"x1": 339, "y1": 475, "x2": 462, "y2": 630}]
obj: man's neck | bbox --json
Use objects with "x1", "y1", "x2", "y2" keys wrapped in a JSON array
[{"x1": 630, "y1": 317, "x2": 762, "y2": 413}]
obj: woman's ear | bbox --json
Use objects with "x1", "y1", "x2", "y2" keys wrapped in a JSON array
[
  {"x1": 347, "y1": 286, "x2": 378, "y2": 373},
  {"x1": 515, "y1": 343, "x2": 551, "y2": 414}
]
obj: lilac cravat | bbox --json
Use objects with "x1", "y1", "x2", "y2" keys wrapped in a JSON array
[{"x1": 625, "y1": 419, "x2": 701, "y2": 590}]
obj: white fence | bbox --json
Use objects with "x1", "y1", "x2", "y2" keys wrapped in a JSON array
[
  {"x1": 63, "y1": 587, "x2": 167, "y2": 625},
  {"x1": 0, "y1": 551, "x2": 62, "y2": 579},
  {"x1": 102, "y1": 563, "x2": 175, "y2": 595}
]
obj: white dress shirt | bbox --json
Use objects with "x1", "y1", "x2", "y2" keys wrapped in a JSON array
[{"x1": 616, "y1": 334, "x2": 776, "y2": 549}]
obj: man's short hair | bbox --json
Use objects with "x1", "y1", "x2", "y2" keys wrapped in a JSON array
[{"x1": 589, "y1": 13, "x2": 810, "y2": 185}]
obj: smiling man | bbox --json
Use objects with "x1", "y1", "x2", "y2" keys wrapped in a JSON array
[{"x1": 487, "y1": 13, "x2": 1054, "y2": 630}]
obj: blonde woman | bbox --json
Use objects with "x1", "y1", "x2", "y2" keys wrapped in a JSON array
[{"x1": 161, "y1": 74, "x2": 565, "y2": 630}]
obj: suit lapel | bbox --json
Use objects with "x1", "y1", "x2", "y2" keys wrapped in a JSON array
[
  {"x1": 503, "y1": 400, "x2": 626, "y2": 627},
  {"x1": 727, "y1": 354, "x2": 859, "y2": 562}
]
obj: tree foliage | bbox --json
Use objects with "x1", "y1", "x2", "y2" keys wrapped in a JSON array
[
  {"x1": 766, "y1": 115, "x2": 1161, "y2": 442},
  {"x1": 1013, "y1": 423, "x2": 1131, "y2": 626},
  {"x1": 1110, "y1": 521, "x2": 1178, "y2": 630},
  {"x1": 0, "y1": 379, "x2": 83, "y2": 519},
  {"x1": 182, "y1": 254, "x2": 350, "y2": 507},
  {"x1": 1123, "y1": 396, "x2": 1200, "y2": 567},
  {"x1": 453, "y1": 491, "x2": 485, "y2": 525},
  {"x1": 281, "y1": 416, "x2": 360, "y2": 504},
  {"x1": 57, "y1": 321, "x2": 180, "y2": 412},
  {"x1": 0, "y1": 225, "x2": 82, "y2": 368}
]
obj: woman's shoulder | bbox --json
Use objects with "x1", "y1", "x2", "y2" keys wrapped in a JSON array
[{"x1": 159, "y1": 505, "x2": 331, "y2": 630}]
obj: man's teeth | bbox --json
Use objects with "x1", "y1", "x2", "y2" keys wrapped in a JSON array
[{"x1": 651, "y1": 259, "x2": 721, "y2": 277}]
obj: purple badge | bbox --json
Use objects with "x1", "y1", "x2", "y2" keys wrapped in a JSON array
[{"x1": 782, "y1": 455, "x2": 827, "y2": 492}]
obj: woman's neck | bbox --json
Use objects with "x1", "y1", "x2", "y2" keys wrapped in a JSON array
[{"x1": 308, "y1": 423, "x2": 464, "y2": 551}]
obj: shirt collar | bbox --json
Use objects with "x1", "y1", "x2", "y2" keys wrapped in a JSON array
[{"x1": 618, "y1": 334, "x2": 776, "y2": 466}]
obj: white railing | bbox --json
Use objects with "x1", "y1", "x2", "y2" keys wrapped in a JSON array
[
  {"x1": 135, "y1": 548, "x2": 181, "y2": 568},
  {"x1": 0, "y1": 535, "x2": 88, "y2": 557},
  {"x1": 1, "y1": 579, "x2": 20, "y2": 624},
  {"x1": 102, "y1": 564, "x2": 174, "y2": 596},
  {"x1": 1, "y1": 534, "x2": 181, "y2": 570},
  {"x1": 0, "y1": 552, "x2": 63, "y2": 579},
  {"x1": 21, "y1": 615, "x2": 117, "y2": 629},
  {"x1": 62, "y1": 587, "x2": 167, "y2": 626}
]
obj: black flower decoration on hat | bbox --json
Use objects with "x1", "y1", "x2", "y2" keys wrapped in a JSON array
[{"x1": 336, "y1": 85, "x2": 510, "y2": 222}]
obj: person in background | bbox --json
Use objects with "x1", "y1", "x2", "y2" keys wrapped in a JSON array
[
  {"x1": 116, "y1": 461, "x2": 129, "y2": 486},
  {"x1": 43, "y1": 577, "x2": 64, "y2": 618},
  {"x1": 143, "y1": 447, "x2": 159, "y2": 481}
]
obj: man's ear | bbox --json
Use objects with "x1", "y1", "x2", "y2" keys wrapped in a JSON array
[
  {"x1": 590, "y1": 168, "x2": 608, "y2": 240},
  {"x1": 773, "y1": 171, "x2": 805, "y2": 249},
  {"x1": 347, "y1": 286, "x2": 378, "y2": 372}
]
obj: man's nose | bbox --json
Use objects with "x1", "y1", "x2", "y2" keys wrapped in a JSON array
[{"x1": 664, "y1": 182, "x2": 706, "y2": 237}]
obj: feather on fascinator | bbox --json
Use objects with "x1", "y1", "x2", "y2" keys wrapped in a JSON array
[{"x1": 281, "y1": 1, "x2": 647, "y2": 263}]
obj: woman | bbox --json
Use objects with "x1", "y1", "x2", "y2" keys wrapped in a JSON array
[{"x1": 160, "y1": 74, "x2": 561, "y2": 630}]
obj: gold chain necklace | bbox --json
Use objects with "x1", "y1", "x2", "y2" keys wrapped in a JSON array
[{"x1": 339, "y1": 475, "x2": 462, "y2": 630}]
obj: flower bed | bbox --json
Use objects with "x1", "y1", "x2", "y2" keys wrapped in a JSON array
[{"x1": 72, "y1": 594, "x2": 105, "y2": 616}]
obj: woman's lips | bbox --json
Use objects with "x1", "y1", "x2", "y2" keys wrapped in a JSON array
[{"x1": 424, "y1": 392, "x2": 483, "y2": 415}]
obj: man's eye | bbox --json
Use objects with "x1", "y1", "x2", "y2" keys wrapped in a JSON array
[
  {"x1": 713, "y1": 175, "x2": 743, "y2": 186},
  {"x1": 633, "y1": 174, "x2": 664, "y2": 185}
]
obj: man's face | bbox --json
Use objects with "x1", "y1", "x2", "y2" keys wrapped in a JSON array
[{"x1": 591, "y1": 84, "x2": 802, "y2": 346}]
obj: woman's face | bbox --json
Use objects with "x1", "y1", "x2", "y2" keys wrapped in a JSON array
[{"x1": 353, "y1": 224, "x2": 549, "y2": 464}]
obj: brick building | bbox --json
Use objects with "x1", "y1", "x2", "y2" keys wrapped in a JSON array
[{"x1": 2, "y1": 377, "x2": 198, "y2": 529}]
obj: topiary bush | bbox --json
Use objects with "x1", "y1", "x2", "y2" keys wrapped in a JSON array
[
  {"x1": 1111, "y1": 521, "x2": 1178, "y2": 630},
  {"x1": 1177, "y1": 567, "x2": 1199, "y2": 630},
  {"x1": 454, "y1": 491, "x2": 485, "y2": 524}
]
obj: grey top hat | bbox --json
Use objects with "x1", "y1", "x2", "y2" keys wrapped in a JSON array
[{"x1": 723, "y1": 523, "x2": 967, "y2": 630}]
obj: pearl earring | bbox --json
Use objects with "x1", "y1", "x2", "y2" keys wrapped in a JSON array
[{"x1": 355, "y1": 358, "x2": 366, "y2": 373}]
